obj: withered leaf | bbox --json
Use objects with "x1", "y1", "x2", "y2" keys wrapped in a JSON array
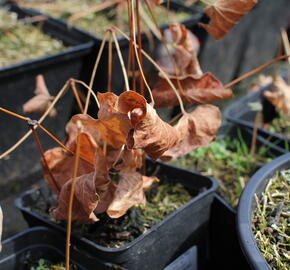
[
  {"x1": 52, "y1": 147, "x2": 115, "y2": 223},
  {"x1": 161, "y1": 105, "x2": 222, "y2": 160},
  {"x1": 152, "y1": 72, "x2": 233, "y2": 107},
  {"x1": 23, "y1": 74, "x2": 57, "y2": 117},
  {"x1": 159, "y1": 23, "x2": 201, "y2": 76},
  {"x1": 118, "y1": 91, "x2": 180, "y2": 160},
  {"x1": 42, "y1": 132, "x2": 97, "y2": 194},
  {"x1": 199, "y1": 0, "x2": 257, "y2": 40},
  {"x1": 263, "y1": 76, "x2": 290, "y2": 116},
  {"x1": 107, "y1": 172, "x2": 158, "y2": 218}
]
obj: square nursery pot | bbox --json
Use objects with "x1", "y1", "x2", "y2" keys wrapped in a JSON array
[
  {"x1": 0, "y1": 4, "x2": 94, "y2": 198},
  {"x1": 223, "y1": 81, "x2": 289, "y2": 154},
  {"x1": 237, "y1": 152, "x2": 290, "y2": 270},
  {"x1": 15, "y1": 160, "x2": 218, "y2": 270},
  {"x1": 189, "y1": 123, "x2": 284, "y2": 270},
  {"x1": 18, "y1": 1, "x2": 207, "y2": 98},
  {"x1": 0, "y1": 226, "x2": 113, "y2": 270}
]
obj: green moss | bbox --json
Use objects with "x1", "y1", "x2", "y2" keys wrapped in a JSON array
[
  {"x1": 27, "y1": 258, "x2": 78, "y2": 270},
  {"x1": 266, "y1": 111, "x2": 290, "y2": 141},
  {"x1": 252, "y1": 170, "x2": 290, "y2": 270},
  {"x1": 0, "y1": 8, "x2": 67, "y2": 67},
  {"x1": 19, "y1": 0, "x2": 190, "y2": 37},
  {"x1": 170, "y1": 131, "x2": 274, "y2": 207}
]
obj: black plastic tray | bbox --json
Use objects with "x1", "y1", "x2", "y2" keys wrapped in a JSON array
[
  {"x1": 0, "y1": 226, "x2": 114, "y2": 270},
  {"x1": 237, "y1": 152, "x2": 290, "y2": 270},
  {"x1": 15, "y1": 160, "x2": 218, "y2": 270},
  {"x1": 223, "y1": 83, "x2": 289, "y2": 154},
  {"x1": 0, "y1": 4, "x2": 94, "y2": 199}
]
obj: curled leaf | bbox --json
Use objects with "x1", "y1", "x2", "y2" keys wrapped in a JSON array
[
  {"x1": 42, "y1": 132, "x2": 97, "y2": 194},
  {"x1": 199, "y1": 0, "x2": 257, "y2": 40},
  {"x1": 52, "y1": 147, "x2": 115, "y2": 223},
  {"x1": 153, "y1": 72, "x2": 233, "y2": 107},
  {"x1": 159, "y1": 23, "x2": 201, "y2": 76},
  {"x1": 23, "y1": 74, "x2": 57, "y2": 117},
  {"x1": 118, "y1": 91, "x2": 179, "y2": 160},
  {"x1": 263, "y1": 76, "x2": 290, "y2": 116},
  {"x1": 161, "y1": 105, "x2": 222, "y2": 160}
]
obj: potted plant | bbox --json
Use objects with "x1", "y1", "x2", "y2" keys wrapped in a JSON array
[
  {"x1": 237, "y1": 152, "x2": 290, "y2": 270},
  {"x1": 1, "y1": 0, "x2": 260, "y2": 269},
  {"x1": 0, "y1": 3, "x2": 94, "y2": 198}
]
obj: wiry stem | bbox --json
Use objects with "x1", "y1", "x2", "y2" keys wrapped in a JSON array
[
  {"x1": 72, "y1": 79, "x2": 100, "y2": 108},
  {"x1": 30, "y1": 123, "x2": 60, "y2": 193},
  {"x1": 67, "y1": 0, "x2": 121, "y2": 23},
  {"x1": 225, "y1": 55, "x2": 290, "y2": 89},
  {"x1": 112, "y1": 31, "x2": 130, "y2": 91},
  {"x1": 65, "y1": 121, "x2": 82, "y2": 270},
  {"x1": 129, "y1": 2, "x2": 155, "y2": 105},
  {"x1": 0, "y1": 107, "x2": 28, "y2": 121},
  {"x1": 127, "y1": 0, "x2": 136, "y2": 91},
  {"x1": 136, "y1": 0, "x2": 144, "y2": 95},
  {"x1": 107, "y1": 32, "x2": 113, "y2": 92},
  {"x1": 114, "y1": 26, "x2": 186, "y2": 114},
  {"x1": 71, "y1": 81, "x2": 84, "y2": 113},
  {"x1": 85, "y1": 31, "x2": 109, "y2": 114},
  {"x1": 37, "y1": 123, "x2": 74, "y2": 155},
  {"x1": 0, "y1": 81, "x2": 69, "y2": 159}
]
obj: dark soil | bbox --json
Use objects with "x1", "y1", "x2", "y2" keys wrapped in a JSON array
[{"x1": 27, "y1": 176, "x2": 194, "y2": 248}]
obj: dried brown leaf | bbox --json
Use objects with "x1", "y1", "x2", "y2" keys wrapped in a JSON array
[
  {"x1": 161, "y1": 105, "x2": 222, "y2": 160},
  {"x1": 118, "y1": 91, "x2": 179, "y2": 160},
  {"x1": 107, "y1": 172, "x2": 157, "y2": 218},
  {"x1": 52, "y1": 147, "x2": 115, "y2": 223},
  {"x1": 199, "y1": 0, "x2": 257, "y2": 40},
  {"x1": 22, "y1": 74, "x2": 57, "y2": 117},
  {"x1": 153, "y1": 72, "x2": 233, "y2": 107}
]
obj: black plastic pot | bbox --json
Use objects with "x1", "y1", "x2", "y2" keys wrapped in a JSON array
[
  {"x1": 0, "y1": 4, "x2": 94, "y2": 198},
  {"x1": 237, "y1": 152, "x2": 290, "y2": 270},
  {"x1": 197, "y1": 124, "x2": 283, "y2": 270},
  {"x1": 0, "y1": 226, "x2": 115, "y2": 270},
  {"x1": 19, "y1": 1, "x2": 207, "y2": 97},
  {"x1": 223, "y1": 83, "x2": 289, "y2": 154},
  {"x1": 15, "y1": 160, "x2": 218, "y2": 270}
]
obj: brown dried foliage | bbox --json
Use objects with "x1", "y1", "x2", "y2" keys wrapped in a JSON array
[{"x1": 199, "y1": 0, "x2": 257, "y2": 40}]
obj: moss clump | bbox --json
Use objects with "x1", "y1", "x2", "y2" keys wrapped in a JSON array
[
  {"x1": 266, "y1": 111, "x2": 290, "y2": 141},
  {"x1": 0, "y1": 8, "x2": 66, "y2": 67},
  {"x1": 27, "y1": 258, "x2": 78, "y2": 270},
  {"x1": 252, "y1": 170, "x2": 290, "y2": 270},
  {"x1": 170, "y1": 131, "x2": 274, "y2": 207}
]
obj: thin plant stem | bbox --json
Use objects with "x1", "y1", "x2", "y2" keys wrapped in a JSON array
[
  {"x1": 225, "y1": 55, "x2": 290, "y2": 89},
  {"x1": 112, "y1": 31, "x2": 130, "y2": 91},
  {"x1": 0, "y1": 15, "x2": 48, "y2": 30},
  {"x1": 0, "y1": 81, "x2": 69, "y2": 159},
  {"x1": 37, "y1": 123, "x2": 74, "y2": 155},
  {"x1": 136, "y1": 0, "x2": 144, "y2": 95},
  {"x1": 30, "y1": 124, "x2": 59, "y2": 193},
  {"x1": 85, "y1": 31, "x2": 109, "y2": 114},
  {"x1": 250, "y1": 111, "x2": 262, "y2": 158},
  {"x1": 114, "y1": 26, "x2": 186, "y2": 114},
  {"x1": 65, "y1": 121, "x2": 82, "y2": 270},
  {"x1": 281, "y1": 30, "x2": 290, "y2": 81},
  {"x1": 107, "y1": 32, "x2": 113, "y2": 92},
  {"x1": 72, "y1": 79, "x2": 100, "y2": 108},
  {"x1": 0, "y1": 107, "x2": 28, "y2": 121},
  {"x1": 67, "y1": 0, "x2": 121, "y2": 23},
  {"x1": 144, "y1": 0, "x2": 184, "y2": 93},
  {"x1": 127, "y1": 0, "x2": 136, "y2": 91},
  {"x1": 129, "y1": 2, "x2": 155, "y2": 104},
  {"x1": 71, "y1": 81, "x2": 84, "y2": 113}
]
